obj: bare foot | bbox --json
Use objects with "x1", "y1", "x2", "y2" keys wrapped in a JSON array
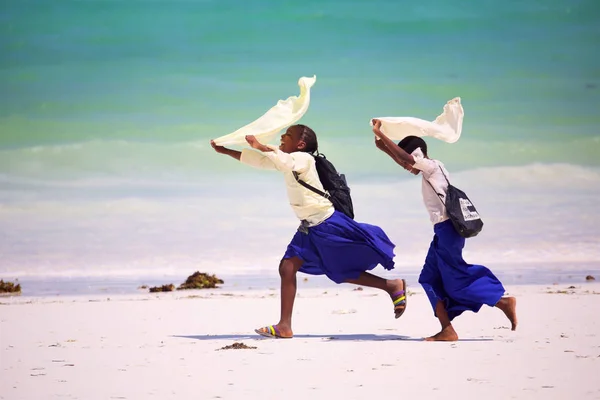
[
  {"x1": 424, "y1": 325, "x2": 459, "y2": 342},
  {"x1": 254, "y1": 324, "x2": 293, "y2": 339},
  {"x1": 496, "y1": 296, "x2": 517, "y2": 331}
]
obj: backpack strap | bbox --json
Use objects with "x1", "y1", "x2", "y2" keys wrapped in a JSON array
[
  {"x1": 437, "y1": 165, "x2": 451, "y2": 186},
  {"x1": 425, "y1": 165, "x2": 450, "y2": 206},
  {"x1": 292, "y1": 171, "x2": 331, "y2": 200}
]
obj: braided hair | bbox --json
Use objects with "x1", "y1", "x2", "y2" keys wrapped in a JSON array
[{"x1": 295, "y1": 124, "x2": 318, "y2": 154}]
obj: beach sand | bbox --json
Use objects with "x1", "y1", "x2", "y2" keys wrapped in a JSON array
[{"x1": 1, "y1": 282, "x2": 599, "y2": 400}]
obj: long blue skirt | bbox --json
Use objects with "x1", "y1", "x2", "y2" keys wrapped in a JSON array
[
  {"x1": 283, "y1": 211, "x2": 396, "y2": 284},
  {"x1": 418, "y1": 219, "x2": 505, "y2": 321}
]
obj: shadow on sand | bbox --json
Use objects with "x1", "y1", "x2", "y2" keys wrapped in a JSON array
[{"x1": 173, "y1": 333, "x2": 493, "y2": 342}]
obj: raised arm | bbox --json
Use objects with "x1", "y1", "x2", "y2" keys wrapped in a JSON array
[
  {"x1": 371, "y1": 119, "x2": 415, "y2": 166},
  {"x1": 374, "y1": 136, "x2": 402, "y2": 164}
]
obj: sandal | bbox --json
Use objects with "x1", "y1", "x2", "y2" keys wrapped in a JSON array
[
  {"x1": 254, "y1": 325, "x2": 293, "y2": 339},
  {"x1": 392, "y1": 279, "x2": 407, "y2": 319}
]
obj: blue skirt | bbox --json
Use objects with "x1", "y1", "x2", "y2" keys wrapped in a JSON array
[
  {"x1": 283, "y1": 211, "x2": 396, "y2": 284},
  {"x1": 418, "y1": 219, "x2": 505, "y2": 321}
]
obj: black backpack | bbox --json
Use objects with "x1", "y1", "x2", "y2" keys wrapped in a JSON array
[
  {"x1": 426, "y1": 166, "x2": 483, "y2": 238},
  {"x1": 292, "y1": 153, "x2": 355, "y2": 219}
]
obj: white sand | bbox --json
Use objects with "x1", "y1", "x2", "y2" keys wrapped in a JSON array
[{"x1": 1, "y1": 283, "x2": 599, "y2": 400}]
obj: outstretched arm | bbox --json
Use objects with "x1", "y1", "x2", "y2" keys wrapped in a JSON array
[
  {"x1": 371, "y1": 119, "x2": 415, "y2": 166},
  {"x1": 244, "y1": 135, "x2": 274, "y2": 153},
  {"x1": 244, "y1": 135, "x2": 307, "y2": 173},
  {"x1": 210, "y1": 135, "x2": 274, "y2": 160},
  {"x1": 210, "y1": 136, "x2": 286, "y2": 171},
  {"x1": 210, "y1": 140, "x2": 241, "y2": 160}
]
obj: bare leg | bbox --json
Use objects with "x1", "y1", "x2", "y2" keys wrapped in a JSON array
[
  {"x1": 345, "y1": 271, "x2": 404, "y2": 296},
  {"x1": 255, "y1": 257, "x2": 303, "y2": 338},
  {"x1": 425, "y1": 300, "x2": 459, "y2": 342},
  {"x1": 345, "y1": 272, "x2": 406, "y2": 317},
  {"x1": 495, "y1": 296, "x2": 517, "y2": 330}
]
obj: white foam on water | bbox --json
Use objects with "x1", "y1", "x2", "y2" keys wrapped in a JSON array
[{"x1": 0, "y1": 163, "x2": 599, "y2": 279}]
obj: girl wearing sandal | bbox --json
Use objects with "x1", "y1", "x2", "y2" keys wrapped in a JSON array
[
  {"x1": 371, "y1": 119, "x2": 517, "y2": 341},
  {"x1": 210, "y1": 124, "x2": 407, "y2": 339}
]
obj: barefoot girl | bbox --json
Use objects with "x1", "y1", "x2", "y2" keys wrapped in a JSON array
[{"x1": 371, "y1": 119, "x2": 517, "y2": 341}]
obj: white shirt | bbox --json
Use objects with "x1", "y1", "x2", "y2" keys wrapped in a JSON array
[
  {"x1": 411, "y1": 148, "x2": 450, "y2": 225},
  {"x1": 240, "y1": 145, "x2": 335, "y2": 226}
]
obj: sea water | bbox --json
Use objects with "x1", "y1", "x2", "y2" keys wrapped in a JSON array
[{"x1": 1, "y1": 0, "x2": 599, "y2": 296}]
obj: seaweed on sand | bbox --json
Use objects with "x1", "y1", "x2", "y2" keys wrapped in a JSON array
[
  {"x1": 0, "y1": 280, "x2": 21, "y2": 295},
  {"x1": 148, "y1": 284, "x2": 175, "y2": 293},
  {"x1": 177, "y1": 272, "x2": 224, "y2": 290}
]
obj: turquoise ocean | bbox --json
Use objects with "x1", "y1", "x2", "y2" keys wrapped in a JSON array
[{"x1": 1, "y1": 0, "x2": 599, "y2": 295}]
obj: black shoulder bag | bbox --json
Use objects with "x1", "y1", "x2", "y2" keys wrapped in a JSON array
[
  {"x1": 292, "y1": 153, "x2": 354, "y2": 219},
  {"x1": 426, "y1": 166, "x2": 484, "y2": 238}
]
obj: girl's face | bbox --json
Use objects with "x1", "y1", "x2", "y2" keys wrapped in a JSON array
[{"x1": 279, "y1": 126, "x2": 306, "y2": 154}]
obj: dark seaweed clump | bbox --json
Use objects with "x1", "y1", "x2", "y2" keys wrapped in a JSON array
[
  {"x1": 148, "y1": 284, "x2": 175, "y2": 293},
  {"x1": 177, "y1": 272, "x2": 224, "y2": 290},
  {"x1": 0, "y1": 280, "x2": 21, "y2": 294}
]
